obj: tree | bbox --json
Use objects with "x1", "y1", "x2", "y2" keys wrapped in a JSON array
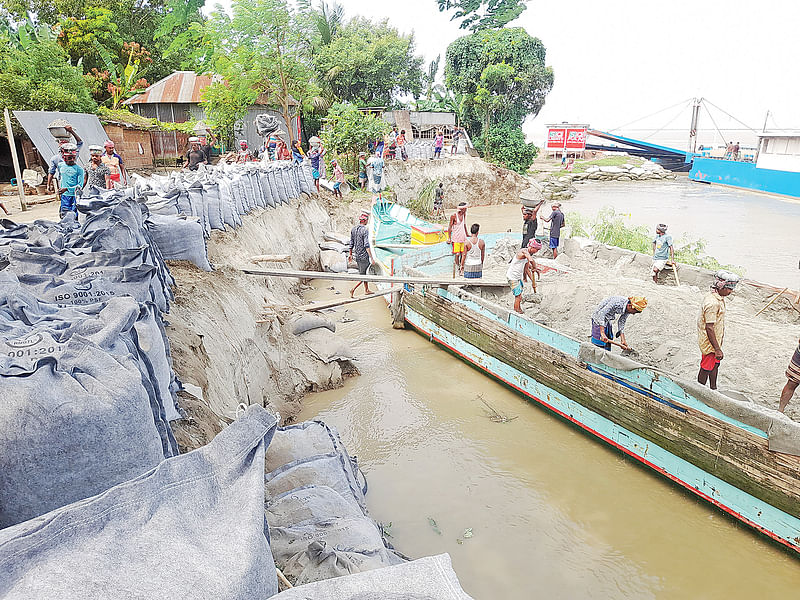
[
  {"x1": 57, "y1": 7, "x2": 122, "y2": 71},
  {"x1": 437, "y1": 0, "x2": 528, "y2": 32},
  {"x1": 478, "y1": 122, "x2": 537, "y2": 174},
  {"x1": 312, "y1": 1, "x2": 344, "y2": 47},
  {"x1": 0, "y1": 35, "x2": 96, "y2": 125},
  {"x1": 313, "y1": 17, "x2": 423, "y2": 107},
  {"x1": 320, "y1": 102, "x2": 387, "y2": 174}
]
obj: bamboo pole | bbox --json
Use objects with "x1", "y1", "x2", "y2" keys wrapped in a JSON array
[
  {"x1": 3, "y1": 108, "x2": 27, "y2": 211},
  {"x1": 241, "y1": 268, "x2": 506, "y2": 287},
  {"x1": 755, "y1": 287, "x2": 788, "y2": 317},
  {"x1": 276, "y1": 567, "x2": 293, "y2": 589},
  {"x1": 298, "y1": 287, "x2": 400, "y2": 312}
]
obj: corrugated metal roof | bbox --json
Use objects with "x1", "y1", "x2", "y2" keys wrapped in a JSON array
[
  {"x1": 125, "y1": 71, "x2": 297, "y2": 107},
  {"x1": 125, "y1": 71, "x2": 214, "y2": 105},
  {"x1": 13, "y1": 110, "x2": 108, "y2": 166}
]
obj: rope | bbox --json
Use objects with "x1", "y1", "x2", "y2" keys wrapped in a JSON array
[
  {"x1": 701, "y1": 103, "x2": 729, "y2": 145},
  {"x1": 702, "y1": 98, "x2": 757, "y2": 133},
  {"x1": 609, "y1": 97, "x2": 693, "y2": 132},
  {"x1": 641, "y1": 100, "x2": 694, "y2": 140}
]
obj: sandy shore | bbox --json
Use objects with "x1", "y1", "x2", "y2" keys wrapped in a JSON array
[{"x1": 480, "y1": 236, "x2": 800, "y2": 420}]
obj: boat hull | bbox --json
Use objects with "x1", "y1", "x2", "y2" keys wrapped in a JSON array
[
  {"x1": 689, "y1": 157, "x2": 800, "y2": 198},
  {"x1": 403, "y1": 286, "x2": 800, "y2": 554}
]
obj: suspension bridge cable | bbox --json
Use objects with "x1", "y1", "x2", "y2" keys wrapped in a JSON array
[
  {"x1": 608, "y1": 97, "x2": 693, "y2": 132},
  {"x1": 702, "y1": 98, "x2": 757, "y2": 133}
]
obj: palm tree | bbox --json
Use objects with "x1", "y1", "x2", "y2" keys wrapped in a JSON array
[{"x1": 314, "y1": 1, "x2": 344, "y2": 47}]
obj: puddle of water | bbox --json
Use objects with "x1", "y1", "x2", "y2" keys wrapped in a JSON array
[{"x1": 300, "y1": 280, "x2": 800, "y2": 599}]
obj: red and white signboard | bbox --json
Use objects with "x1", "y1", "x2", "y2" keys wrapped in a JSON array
[
  {"x1": 565, "y1": 128, "x2": 587, "y2": 151},
  {"x1": 546, "y1": 128, "x2": 566, "y2": 150}
]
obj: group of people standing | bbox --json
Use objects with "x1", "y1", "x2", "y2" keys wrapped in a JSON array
[{"x1": 45, "y1": 125, "x2": 128, "y2": 219}]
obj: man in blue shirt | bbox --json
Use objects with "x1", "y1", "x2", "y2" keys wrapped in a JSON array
[
  {"x1": 541, "y1": 201, "x2": 565, "y2": 258},
  {"x1": 651, "y1": 223, "x2": 674, "y2": 283},
  {"x1": 56, "y1": 144, "x2": 84, "y2": 219},
  {"x1": 46, "y1": 125, "x2": 83, "y2": 193}
]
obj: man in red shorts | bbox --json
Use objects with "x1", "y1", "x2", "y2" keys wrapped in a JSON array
[
  {"x1": 697, "y1": 270, "x2": 739, "y2": 390},
  {"x1": 779, "y1": 338, "x2": 800, "y2": 413}
]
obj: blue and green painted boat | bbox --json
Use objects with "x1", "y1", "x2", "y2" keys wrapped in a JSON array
[{"x1": 369, "y1": 199, "x2": 800, "y2": 554}]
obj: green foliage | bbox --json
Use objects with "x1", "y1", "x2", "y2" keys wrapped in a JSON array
[
  {"x1": 445, "y1": 27, "x2": 553, "y2": 139},
  {"x1": 0, "y1": 15, "x2": 56, "y2": 50},
  {"x1": 566, "y1": 207, "x2": 743, "y2": 274},
  {"x1": 0, "y1": 35, "x2": 96, "y2": 122},
  {"x1": 199, "y1": 0, "x2": 317, "y2": 143},
  {"x1": 0, "y1": 0, "x2": 204, "y2": 83},
  {"x1": 320, "y1": 102, "x2": 388, "y2": 173},
  {"x1": 479, "y1": 123, "x2": 537, "y2": 173},
  {"x1": 57, "y1": 7, "x2": 122, "y2": 71},
  {"x1": 437, "y1": 0, "x2": 528, "y2": 32},
  {"x1": 98, "y1": 106, "x2": 197, "y2": 133},
  {"x1": 314, "y1": 17, "x2": 424, "y2": 107},
  {"x1": 312, "y1": 1, "x2": 344, "y2": 47},
  {"x1": 407, "y1": 179, "x2": 438, "y2": 219}
]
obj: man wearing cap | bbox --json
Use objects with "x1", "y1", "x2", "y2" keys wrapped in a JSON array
[
  {"x1": 521, "y1": 203, "x2": 541, "y2": 248},
  {"x1": 55, "y1": 144, "x2": 84, "y2": 219},
  {"x1": 697, "y1": 270, "x2": 739, "y2": 390},
  {"x1": 237, "y1": 140, "x2": 251, "y2": 164},
  {"x1": 349, "y1": 211, "x2": 374, "y2": 297},
  {"x1": 84, "y1": 145, "x2": 111, "y2": 190},
  {"x1": 184, "y1": 137, "x2": 207, "y2": 171},
  {"x1": 590, "y1": 296, "x2": 647, "y2": 351},
  {"x1": 507, "y1": 239, "x2": 542, "y2": 314},
  {"x1": 779, "y1": 337, "x2": 800, "y2": 413},
  {"x1": 651, "y1": 223, "x2": 675, "y2": 283},
  {"x1": 101, "y1": 140, "x2": 127, "y2": 188},
  {"x1": 448, "y1": 202, "x2": 469, "y2": 277},
  {"x1": 47, "y1": 125, "x2": 83, "y2": 193},
  {"x1": 541, "y1": 201, "x2": 565, "y2": 258}
]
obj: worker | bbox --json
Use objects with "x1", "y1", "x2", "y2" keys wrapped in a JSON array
[
  {"x1": 56, "y1": 143, "x2": 84, "y2": 219},
  {"x1": 463, "y1": 223, "x2": 486, "y2": 279},
  {"x1": 541, "y1": 201, "x2": 565, "y2": 259},
  {"x1": 332, "y1": 159, "x2": 344, "y2": 198},
  {"x1": 184, "y1": 137, "x2": 207, "y2": 171},
  {"x1": 432, "y1": 182, "x2": 444, "y2": 219},
  {"x1": 697, "y1": 270, "x2": 739, "y2": 390},
  {"x1": 84, "y1": 145, "x2": 112, "y2": 190},
  {"x1": 198, "y1": 133, "x2": 216, "y2": 164},
  {"x1": 357, "y1": 152, "x2": 367, "y2": 190},
  {"x1": 447, "y1": 202, "x2": 468, "y2": 277},
  {"x1": 348, "y1": 210, "x2": 374, "y2": 297},
  {"x1": 779, "y1": 337, "x2": 800, "y2": 413},
  {"x1": 506, "y1": 238, "x2": 541, "y2": 314},
  {"x1": 292, "y1": 140, "x2": 305, "y2": 165},
  {"x1": 651, "y1": 223, "x2": 675, "y2": 283},
  {"x1": 101, "y1": 140, "x2": 127, "y2": 188},
  {"x1": 47, "y1": 125, "x2": 83, "y2": 193},
  {"x1": 590, "y1": 296, "x2": 648, "y2": 351},
  {"x1": 237, "y1": 140, "x2": 251, "y2": 163},
  {"x1": 521, "y1": 203, "x2": 541, "y2": 248}
]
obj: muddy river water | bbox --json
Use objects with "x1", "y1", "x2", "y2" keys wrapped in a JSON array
[{"x1": 300, "y1": 179, "x2": 800, "y2": 599}]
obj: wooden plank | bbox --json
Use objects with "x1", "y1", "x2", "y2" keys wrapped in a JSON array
[
  {"x1": 298, "y1": 287, "x2": 400, "y2": 311},
  {"x1": 250, "y1": 254, "x2": 291, "y2": 263},
  {"x1": 405, "y1": 290, "x2": 800, "y2": 519},
  {"x1": 242, "y1": 268, "x2": 506, "y2": 287},
  {"x1": 4, "y1": 108, "x2": 27, "y2": 211}
]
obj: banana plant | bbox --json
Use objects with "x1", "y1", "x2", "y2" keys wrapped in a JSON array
[{"x1": 93, "y1": 40, "x2": 149, "y2": 109}]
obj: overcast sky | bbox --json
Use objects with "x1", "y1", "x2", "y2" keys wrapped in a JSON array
[{"x1": 204, "y1": 0, "x2": 800, "y2": 147}]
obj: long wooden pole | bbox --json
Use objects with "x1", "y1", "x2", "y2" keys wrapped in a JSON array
[
  {"x1": 297, "y1": 287, "x2": 400, "y2": 312},
  {"x1": 241, "y1": 268, "x2": 506, "y2": 287},
  {"x1": 755, "y1": 287, "x2": 788, "y2": 317},
  {"x1": 3, "y1": 108, "x2": 27, "y2": 211}
]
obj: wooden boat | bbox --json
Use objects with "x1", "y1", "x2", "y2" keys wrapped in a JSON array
[{"x1": 369, "y1": 199, "x2": 800, "y2": 554}]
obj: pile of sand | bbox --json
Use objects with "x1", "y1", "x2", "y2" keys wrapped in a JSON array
[{"x1": 481, "y1": 238, "x2": 800, "y2": 419}]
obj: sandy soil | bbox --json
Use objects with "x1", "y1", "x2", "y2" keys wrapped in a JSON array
[{"x1": 480, "y1": 237, "x2": 800, "y2": 420}]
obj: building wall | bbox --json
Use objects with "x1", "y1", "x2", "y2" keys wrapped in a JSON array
[{"x1": 102, "y1": 124, "x2": 155, "y2": 169}]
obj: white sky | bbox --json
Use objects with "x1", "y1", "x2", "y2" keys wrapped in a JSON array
[{"x1": 204, "y1": 0, "x2": 800, "y2": 147}]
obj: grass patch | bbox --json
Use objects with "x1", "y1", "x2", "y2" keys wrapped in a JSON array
[
  {"x1": 566, "y1": 207, "x2": 743, "y2": 274},
  {"x1": 407, "y1": 178, "x2": 438, "y2": 219}
]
